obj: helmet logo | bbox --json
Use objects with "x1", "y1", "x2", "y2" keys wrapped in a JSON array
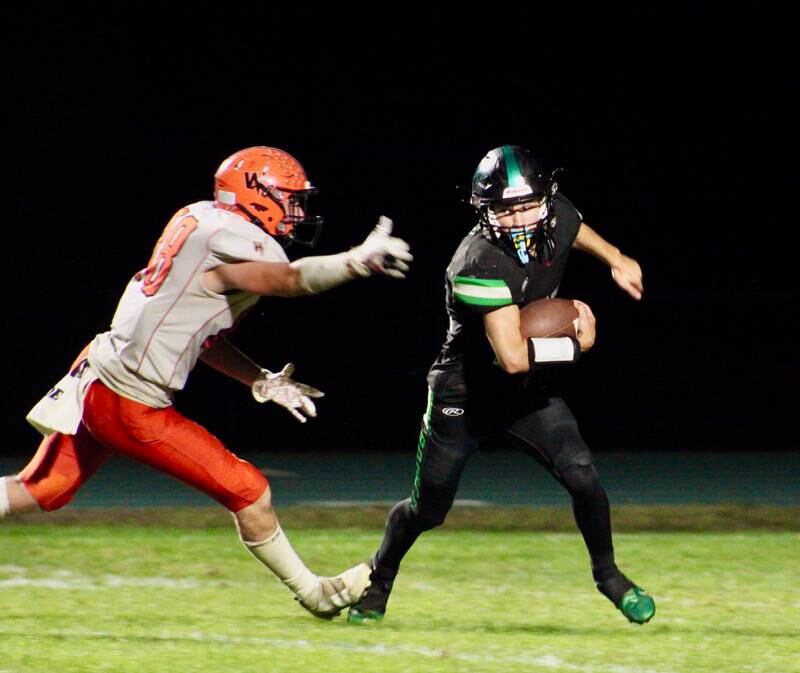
[
  {"x1": 442, "y1": 407, "x2": 465, "y2": 416},
  {"x1": 245, "y1": 171, "x2": 278, "y2": 194},
  {"x1": 502, "y1": 184, "x2": 533, "y2": 199},
  {"x1": 244, "y1": 172, "x2": 262, "y2": 189}
]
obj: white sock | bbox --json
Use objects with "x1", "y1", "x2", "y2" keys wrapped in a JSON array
[
  {"x1": 0, "y1": 477, "x2": 10, "y2": 517},
  {"x1": 242, "y1": 525, "x2": 317, "y2": 599}
]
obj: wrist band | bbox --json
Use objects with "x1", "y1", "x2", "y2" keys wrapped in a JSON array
[{"x1": 528, "y1": 337, "x2": 580, "y2": 367}]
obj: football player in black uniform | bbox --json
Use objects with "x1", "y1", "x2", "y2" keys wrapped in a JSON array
[{"x1": 348, "y1": 145, "x2": 655, "y2": 625}]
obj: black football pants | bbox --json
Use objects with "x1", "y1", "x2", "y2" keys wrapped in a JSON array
[{"x1": 373, "y1": 388, "x2": 617, "y2": 580}]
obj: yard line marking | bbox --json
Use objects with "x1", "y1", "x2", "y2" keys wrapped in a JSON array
[
  {"x1": 0, "y1": 628, "x2": 680, "y2": 673},
  {"x1": 0, "y1": 574, "x2": 202, "y2": 590}
]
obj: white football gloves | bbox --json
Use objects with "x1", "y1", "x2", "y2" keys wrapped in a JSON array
[
  {"x1": 252, "y1": 363, "x2": 325, "y2": 423},
  {"x1": 347, "y1": 216, "x2": 413, "y2": 278}
]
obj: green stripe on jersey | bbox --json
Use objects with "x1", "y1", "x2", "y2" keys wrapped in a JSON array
[
  {"x1": 453, "y1": 276, "x2": 512, "y2": 306},
  {"x1": 453, "y1": 276, "x2": 508, "y2": 287}
]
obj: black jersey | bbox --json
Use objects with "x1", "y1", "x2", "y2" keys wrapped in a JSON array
[{"x1": 427, "y1": 193, "x2": 582, "y2": 404}]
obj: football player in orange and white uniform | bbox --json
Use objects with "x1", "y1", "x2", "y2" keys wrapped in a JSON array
[{"x1": 1, "y1": 146, "x2": 412, "y2": 619}]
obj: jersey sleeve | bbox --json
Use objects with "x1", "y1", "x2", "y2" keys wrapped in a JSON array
[
  {"x1": 551, "y1": 193, "x2": 583, "y2": 252},
  {"x1": 209, "y1": 228, "x2": 289, "y2": 265},
  {"x1": 449, "y1": 244, "x2": 521, "y2": 316}
]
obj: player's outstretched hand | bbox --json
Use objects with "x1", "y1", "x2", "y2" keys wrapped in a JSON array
[
  {"x1": 349, "y1": 216, "x2": 413, "y2": 279},
  {"x1": 252, "y1": 363, "x2": 325, "y2": 423},
  {"x1": 610, "y1": 254, "x2": 643, "y2": 300}
]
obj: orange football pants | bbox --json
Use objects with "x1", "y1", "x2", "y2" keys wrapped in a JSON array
[{"x1": 19, "y1": 380, "x2": 268, "y2": 512}]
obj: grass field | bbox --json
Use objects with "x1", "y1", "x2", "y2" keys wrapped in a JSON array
[{"x1": 1, "y1": 507, "x2": 798, "y2": 673}]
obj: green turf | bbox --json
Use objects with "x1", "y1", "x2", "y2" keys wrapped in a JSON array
[
  {"x1": 1, "y1": 515, "x2": 798, "y2": 673},
  {"x1": 8, "y1": 503, "x2": 800, "y2": 531}
]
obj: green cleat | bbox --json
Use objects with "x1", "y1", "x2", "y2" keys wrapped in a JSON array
[
  {"x1": 347, "y1": 606, "x2": 386, "y2": 624},
  {"x1": 617, "y1": 586, "x2": 656, "y2": 624},
  {"x1": 347, "y1": 565, "x2": 394, "y2": 625},
  {"x1": 595, "y1": 570, "x2": 655, "y2": 625}
]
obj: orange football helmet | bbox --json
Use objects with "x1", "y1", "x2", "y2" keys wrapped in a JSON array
[{"x1": 214, "y1": 147, "x2": 323, "y2": 245}]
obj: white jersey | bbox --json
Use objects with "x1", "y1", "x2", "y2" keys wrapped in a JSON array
[{"x1": 89, "y1": 201, "x2": 289, "y2": 408}]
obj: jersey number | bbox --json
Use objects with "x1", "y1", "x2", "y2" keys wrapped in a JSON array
[{"x1": 142, "y1": 209, "x2": 199, "y2": 297}]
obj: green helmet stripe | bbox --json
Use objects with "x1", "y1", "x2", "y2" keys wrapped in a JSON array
[{"x1": 502, "y1": 145, "x2": 525, "y2": 187}]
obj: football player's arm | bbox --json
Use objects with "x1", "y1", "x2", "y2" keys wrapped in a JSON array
[
  {"x1": 199, "y1": 337, "x2": 323, "y2": 422},
  {"x1": 204, "y1": 261, "x2": 308, "y2": 297},
  {"x1": 484, "y1": 304, "x2": 594, "y2": 375},
  {"x1": 484, "y1": 305, "x2": 531, "y2": 374},
  {"x1": 199, "y1": 336, "x2": 261, "y2": 386},
  {"x1": 573, "y1": 222, "x2": 643, "y2": 300},
  {"x1": 204, "y1": 216, "x2": 412, "y2": 297}
]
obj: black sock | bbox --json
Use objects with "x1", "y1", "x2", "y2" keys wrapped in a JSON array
[
  {"x1": 374, "y1": 498, "x2": 425, "y2": 573},
  {"x1": 595, "y1": 571, "x2": 634, "y2": 606},
  {"x1": 562, "y1": 465, "x2": 615, "y2": 571},
  {"x1": 590, "y1": 552, "x2": 618, "y2": 580}
]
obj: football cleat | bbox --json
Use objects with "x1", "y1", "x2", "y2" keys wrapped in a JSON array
[
  {"x1": 596, "y1": 570, "x2": 656, "y2": 625},
  {"x1": 296, "y1": 562, "x2": 371, "y2": 620},
  {"x1": 617, "y1": 586, "x2": 656, "y2": 624},
  {"x1": 347, "y1": 567, "x2": 395, "y2": 624}
]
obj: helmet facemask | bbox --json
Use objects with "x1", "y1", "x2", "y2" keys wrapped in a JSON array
[
  {"x1": 246, "y1": 183, "x2": 323, "y2": 247},
  {"x1": 481, "y1": 197, "x2": 556, "y2": 265}
]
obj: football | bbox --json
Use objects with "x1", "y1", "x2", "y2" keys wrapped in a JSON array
[{"x1": 519, "y1": 298, "x2": 579, "y2": 338}]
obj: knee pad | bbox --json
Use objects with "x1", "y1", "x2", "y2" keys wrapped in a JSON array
[
  {"x1": 412, "y1": 491, "x2": 452, "y2": 530},
  {"x1": 560, "y1": 463, "x2": 601, "y2": 497},
  {"x1": 415, "y1": 510, "x2": 447, "y2": 531},
  {"x1": 390, "y1": 497, "x2": 446, "y2": 532}
]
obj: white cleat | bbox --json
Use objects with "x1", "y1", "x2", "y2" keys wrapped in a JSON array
[{"x1": 296, "y1": 562, "x2": 372, "y2": 619}]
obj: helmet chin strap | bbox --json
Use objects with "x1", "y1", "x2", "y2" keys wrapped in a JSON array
[
  {"x1": 535, "y1": 225, "x2": 557, "y2": 265},
  {"x1": 236, "y1": 203, "x2": 293, "y2": 242},
  {"x1": 233, "y1": 203, "x2": 263, "y2": 227}
]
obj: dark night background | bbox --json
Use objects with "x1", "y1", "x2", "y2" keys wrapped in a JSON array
[{"x1": 2, "y1": 7, "x2": 795, "y2": 461}]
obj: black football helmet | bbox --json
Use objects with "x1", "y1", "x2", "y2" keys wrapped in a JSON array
[{"x1": 471, "y1": 145, "x2": 560, "y2": 264}]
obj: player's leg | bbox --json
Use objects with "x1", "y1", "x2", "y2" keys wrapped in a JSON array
[
  {"x1": 234, "y1": 486, "x2": 370, "y2": 619},
  {"x1": 348, "y1": 390, "x2": 478, "y2": 623},
  {"x1": 80, "y1": 380, "x2": 368, "y2": 618},
  {"x1": 2, "y1": 424, "x2": 114, "y2": 517},
  {"x1": 0, "y1": 475, "x2": 38, "y2": 516},
  {"x1": 507, "y1": 395, "x2": 655, "y2": 624},
  {"x1": 1, "y1": 345, "x2": 109, "y2": 519}
]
